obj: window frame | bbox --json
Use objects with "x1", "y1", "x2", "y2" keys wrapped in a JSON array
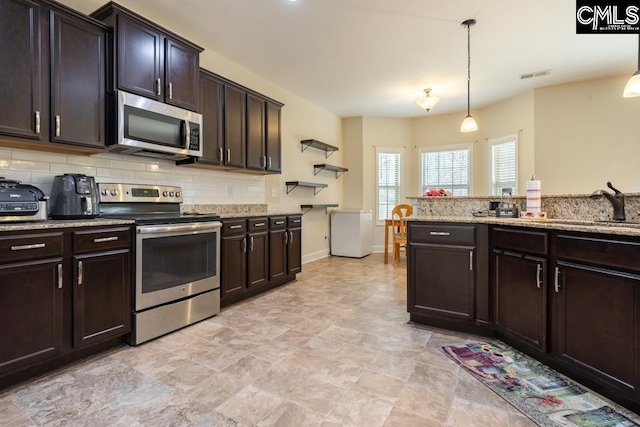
[
  {"x1": 418, "y1": 143, "x2": 473, "y2": 197},
  {"x1": 488, "y1": 134, "x2": 519, "y2": 196},
  {"x1": 375, "y1": 147, "x2": 403, "y2": 226}
]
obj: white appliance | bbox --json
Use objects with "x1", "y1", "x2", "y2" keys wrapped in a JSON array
[{"x1": 330, "y1": 209, "x2": 372, "y2": 258}]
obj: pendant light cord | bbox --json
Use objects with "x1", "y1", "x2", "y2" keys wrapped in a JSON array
[{"x1": 466, "y1": 22, "x2": 471, "y2": 116}]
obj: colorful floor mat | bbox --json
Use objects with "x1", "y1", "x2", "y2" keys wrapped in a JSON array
[{"x1": 441, "y1": 342, "x2": 639, "y2": 427}]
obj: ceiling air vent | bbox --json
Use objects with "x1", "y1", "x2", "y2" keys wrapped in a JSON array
[{"x1": 519, "y1": 69, "x2": 551, "y2": 80}]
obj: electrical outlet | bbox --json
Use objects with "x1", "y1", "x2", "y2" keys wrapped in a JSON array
[
  {"x1": 271, "y1": 188, "x2": 278, "y2": 198},
  {"x1": 227, "y1": 186, "x2": 233, "y2": 197}
]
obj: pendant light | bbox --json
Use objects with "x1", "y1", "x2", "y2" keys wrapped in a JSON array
[
  {"x1": 623, "y1": 33, "x2": 640, "y2": 98},
  {"x1": 416, "y1": 88, "x2": 440, "y2": 112},
  {"x1": 460, "y1": 19, "x2": 478, "y2": 132}
]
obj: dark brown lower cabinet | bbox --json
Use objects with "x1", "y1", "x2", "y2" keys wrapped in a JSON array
[
  {"x1": 0, "y1": 258, "x2": 63, "y2": 373},
  {"x1": 554, "y1": 260, "x2": 640, "y2": 396},
  {"x1": 221, "y1": 215, "x2": 301, "y2": 307},
  {"x1": 73, "y1": 250, "x2": 130, "y2": 348},
  {"x1": 493, "y1": 251, "x2": 546, "y2": 352}
]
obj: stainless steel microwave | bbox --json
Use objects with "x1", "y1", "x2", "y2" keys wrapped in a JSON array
[{"x1": 107, "y1": 91, "x2": 202, "y2": 161}]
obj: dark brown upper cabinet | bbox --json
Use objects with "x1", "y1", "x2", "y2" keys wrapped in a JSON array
[
  {"x1": 0, "y1": 0, "x2": 107, "y2": 151},
  {"x1": 91, "y1": 3, "x2": 202, "y2": 112},
  {"x1": 246, "y1": 93, "x2": 266, "y2": 171},
  {"x1": 265, "y1": 101, "x2": 282, "y2": 173}
]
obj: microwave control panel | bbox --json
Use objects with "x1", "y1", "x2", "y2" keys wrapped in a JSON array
[{"x1": 188, "y1": 123, "x2": 200, "y2": 151}]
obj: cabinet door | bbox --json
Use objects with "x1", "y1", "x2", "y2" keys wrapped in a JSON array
[
  {"x1": 198, "y1": 72, "x2": 224, "y2": 165},
  {"x1": 50, "y1": 12, "x2": 105, "y2": 148},
  {"x1": 0, "y1": 0, "x2": 42, "y2": 139},
  {"x1": 221, "y1": 234, "x2": 247, "y2": 299},
  {"x1": 165, "y1": 38, "x2": 199, "y2": 111},
  {"x1": 73, "y1": 250, "x2": 131, "y2": 348},
  {"x1": 494, "y1": 251, "x2": 546, "y2": 352},
  {"x1": 555, "y1": 261, "x2": 640, "y2": 393},
  {"x1": 224, "y1": 85, "x2": 246, "y2": 168},
  {"x1": 247, "y1": 232, "x2": 268, "y2": 288},
  {"x1": 246, "y1": 94, "x2": 266, "y2": 171},
  {"x1": 409, "y1": 244, "x2": 474, "y2": 319},
  {"x1": 269, "y1": 229, "x2": 287, "y2": 281},
  {"x1": 0, "y1": 258, "x2": 63, "y2": 374},
  {"x1": 116, "y1": 15, "x2": 162, "y2": 100},
  {"x1": 266, "y1": 102, "x2": 282, "y2": 173},
  {"x1": 287, "y1": 227, "x2": 302, "y2": 275}
]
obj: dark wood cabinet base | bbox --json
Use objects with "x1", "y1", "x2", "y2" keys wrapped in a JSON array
[
  {"x1": 221, "y1": 273, "x2": 297, "y2": 308},
  {"x1": 409, "y1": 313, "x2": 493, "y2": 337}
]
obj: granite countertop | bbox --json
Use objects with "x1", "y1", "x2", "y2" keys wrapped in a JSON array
[
  {"x1": 408, "y1": 216, "x2": 640, "y2": 237},
  {"x1": 0, "y1": 218, "x2": 135, "y2": 232},
  {"x1": 217, "y1": 211, "x2": 302, "y2": 219}
]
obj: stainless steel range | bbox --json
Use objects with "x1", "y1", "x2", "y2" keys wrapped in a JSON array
[{"x1": 98, "y1": 183, "x2": 221, "y2": 345}]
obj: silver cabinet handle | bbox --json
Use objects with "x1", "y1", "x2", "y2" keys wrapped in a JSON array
[
  {"x1": 536, "y1": 264, "x2": 542, "y2": 289},
  {"x1": 168, "y1": 82, "x2": 173, "y2": 99},
  {"x1": 35, "y1": 111, "x2": 40, "y2": 134},
  {"x1": 229, "y1": 225, "x2": 243, "y2": 229},
  {"x1": 254, "y1": 222, "x2": 265, "y2": 227},
  {"x1": 227, "y1": 149, "x2": 231, "y2": 163},
  {"x1": 11, "y1": 243, "x2": 45, "y2": 251},
  {"x1": 250, "y1": 236, "x2": 254, "y2": 251},
  {"x1": 292, "y1": 219, "x2": 301, "y2": 223},
  {"x1": 58, "y1": 264, "x2": 63, "y2": 289},
  {"x1": 94, "y1": 236, "x2": 118, "y2": 243},
  {"x1": 55, "y1": 115, "x2": 61, "y2": 137},
  {"x1": 219, "y1": 147, "x2": 223, "y2": 161},
  {"x1": 268, "y1": 156, "x2": 272, "y2": 169},
  {"x1": 284, "y1": 231, "x2": 288, "y2": 244},
  {"x1": 430, "y1": 231, "x2": 450, "y2": 236},
  {"x1": 469, "y1": 251, "x2": 473, "y2": 271},
  {"x1": 275, "y1": 221, "x2": 285, "y2": 225},
  {"x1": 289, "y1": 231, "x2": 293, "y2": 244},
  {"x1": 554, "y1": 267, "x2": 561, "y2": 293},
  {"x1": 242, "y1": 237, "x2": 247, "y2": 253},
  {"x1": 78, "y1": 261, "x2": 83, "y2": 286},
  {"x1": 262, "y1": 156, "x2": 266, "y2": 167},
  {"x1": 156, "y1": 78, "x2": 161, "y2": 96}
]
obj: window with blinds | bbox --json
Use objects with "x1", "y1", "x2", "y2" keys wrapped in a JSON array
[
  {"x1": 419, "y1": 145, "x2": 471, "y2": 196},
  {"x1": 490, "y1": 135, "x2": 518, "y2": 196},
  {"x1": 376, "y1": 148, "x2": 401, "y2": 223}
]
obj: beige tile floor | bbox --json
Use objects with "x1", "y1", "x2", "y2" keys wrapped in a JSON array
[{"x1": 0, "y1": 254, "x2": 635, "y2": 426}]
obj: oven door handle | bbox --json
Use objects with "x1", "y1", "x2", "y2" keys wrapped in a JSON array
[{"x1": 138, "y1": 222, "x2": 222, "y2": 234}]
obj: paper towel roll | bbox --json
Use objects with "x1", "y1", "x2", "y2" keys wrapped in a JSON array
[{"x1": 526, "y1": 177, "x2": 541, "y2": 214}]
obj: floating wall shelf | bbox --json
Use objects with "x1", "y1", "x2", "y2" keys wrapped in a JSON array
[
  {"x1": 300, "y1": 204, "x2": 339, "y2": 215},
  {"x1": 285, "y1": 181, "x2": 328, "y2": 195},
  {"x1": 313, "y1": 164, "x2": 348, "y2": 178},
  {"x1": 300, "y1": 139, "x2": 339, "y2": 158}
]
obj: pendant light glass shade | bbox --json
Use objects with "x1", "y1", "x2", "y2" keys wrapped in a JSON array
[
  {"x1": 416, "y1": 88, "x2": 440, "y2": 112},
  {"x1": 460, "y1": 19, "x2": 477, "y2": 133},
  {"x1": 460, "y1": 114, "x2": 478, "y2": 132}
]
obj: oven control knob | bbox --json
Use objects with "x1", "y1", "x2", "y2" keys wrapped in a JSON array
[
  {"x1": 162, "y1": 191, "x2": 168, "y2": 197},
  {"x1": 176, "y1": 191, "x2": 181, "y2": 198},
  {"x1": 110, "y1": 189, "x2": 118, "y2": 196},
  {"x1": 169, "y1": 191, "x2": 175, "y2": 197},
  {"x1": 101, "y1": 189, "x2": 108, "y2": 196}
]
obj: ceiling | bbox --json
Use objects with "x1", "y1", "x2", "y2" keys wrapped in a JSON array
[{"x1": 59, "y1": 0, "x2": 638, "y2": 118}]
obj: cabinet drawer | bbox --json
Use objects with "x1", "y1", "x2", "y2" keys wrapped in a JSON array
[
  {"x1": 409, "y1": 223, "x2": 475, "y2": 245},
  {"x1": 288, "y1": 216, "x2": 302, "y2": 228},
  {"x1": 248, "y1": 218, "x2": 268, "y2": 232},
  {"x1": 491, "y1": 227, "x2": 547, "y2": 255},
  {"x1": 73, "y1": 227, "x2": 131, "y2": 254},
  {"x1": 222, "y1": 220, "x2": 247, "y2": 236},
  {"x1": 0, "y1": 232, "x2": 64, "y2": 263},
  {"x1": 557, "y1": 234, "x2": 640, "y2": 272},
  {"x1": 269, "y1": 217, "x2": 287, "y2": 230}
]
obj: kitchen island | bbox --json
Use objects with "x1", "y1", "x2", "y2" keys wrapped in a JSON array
[{"x1": 407, "y1": 216, "x2": 640, "y2": 414}]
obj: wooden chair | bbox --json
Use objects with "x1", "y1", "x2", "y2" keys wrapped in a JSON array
[{"x1": 391, "y1": 204, "x2": 413, "y2": 263}]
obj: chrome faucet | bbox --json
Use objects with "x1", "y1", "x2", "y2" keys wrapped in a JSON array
[{"x1": 590, "y1": 182, "x2": 626, "y2": 221}]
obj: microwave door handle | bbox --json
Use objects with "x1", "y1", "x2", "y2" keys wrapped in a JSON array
[{"x1": 184, "y1": 120, "x2": 190, "y2": 149}]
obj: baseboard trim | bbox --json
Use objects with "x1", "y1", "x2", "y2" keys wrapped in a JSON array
[{"x1": 302, "y1": 249, "x2": 330, "y2": 264}]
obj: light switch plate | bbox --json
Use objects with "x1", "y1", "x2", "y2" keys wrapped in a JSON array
[{"x1": 271, "y1": 188, "x2": 278, "y2": 197}]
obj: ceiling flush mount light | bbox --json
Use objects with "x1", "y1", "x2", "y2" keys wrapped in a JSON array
[
  {"x1": 460, "y1": 18, "x2": 478, "y2": 133},
  {"x1": 623, "y1": 33, "x2": 640, "y2": 97},
  {"x1": 416, "y1": 88, "x2": 440, "y2": 112}
]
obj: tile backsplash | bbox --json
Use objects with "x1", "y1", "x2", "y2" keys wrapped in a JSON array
[{"x1": 0, "y1": 147, "x2": 266, "y2": 205}]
